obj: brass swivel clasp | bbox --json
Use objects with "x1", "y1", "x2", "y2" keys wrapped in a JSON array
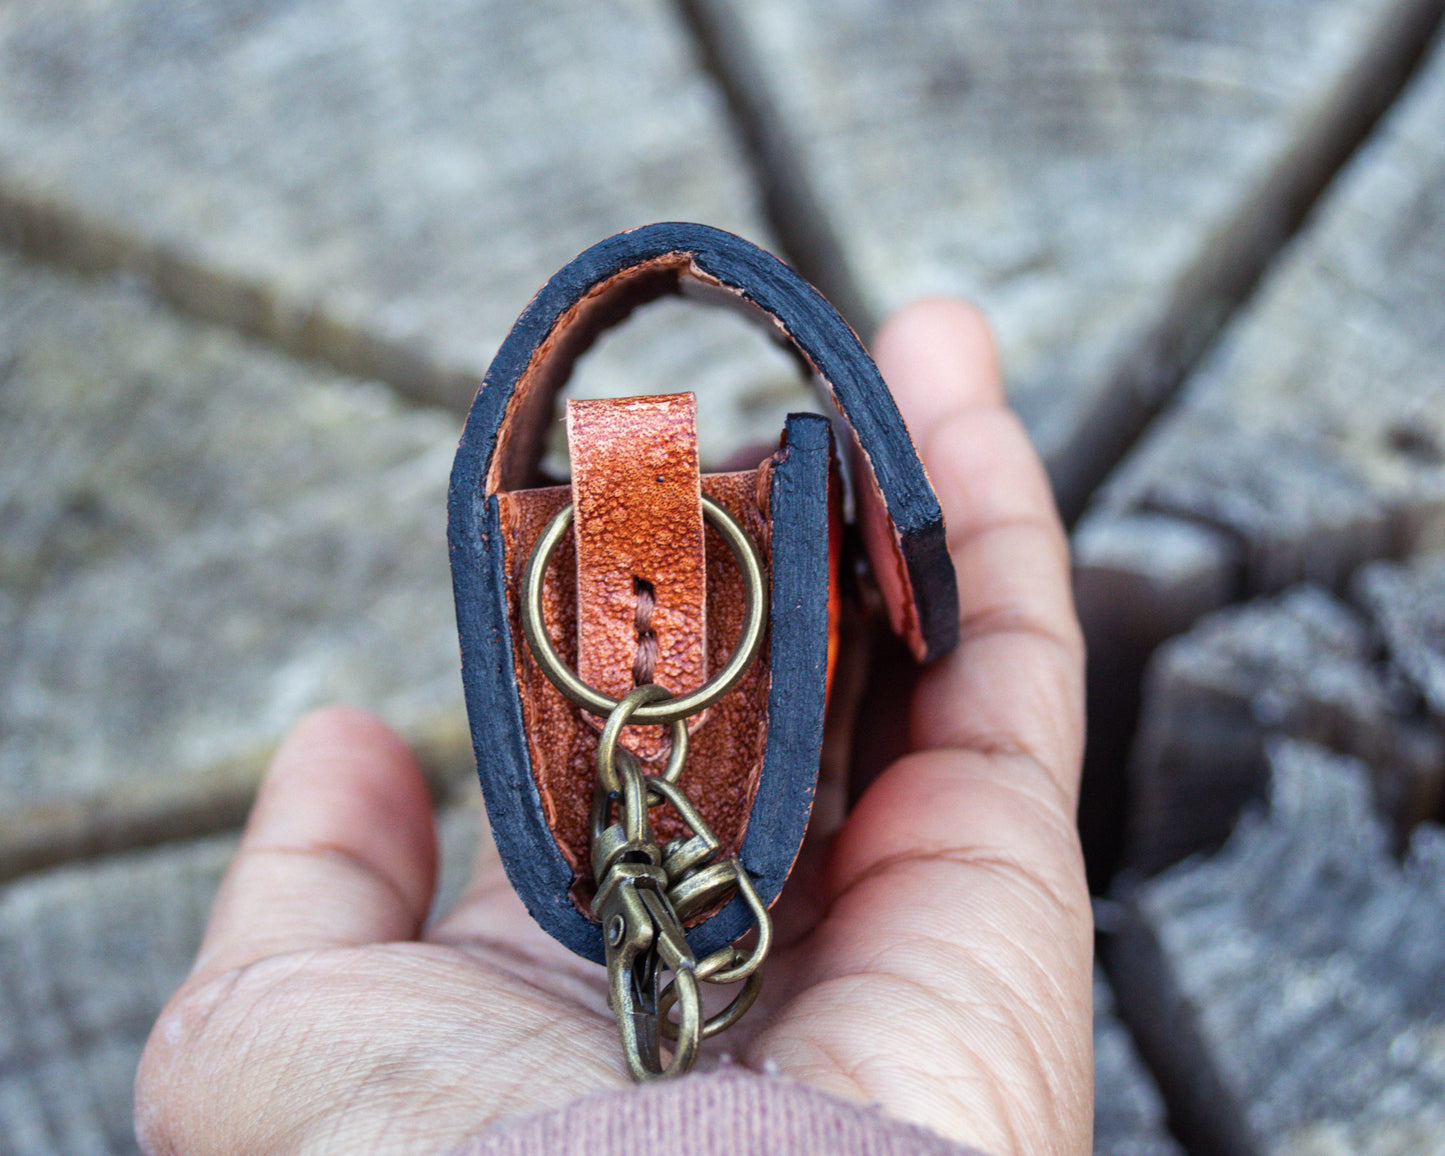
[{"x1": 591, "y1": 787, "x2": 702, "y2": 1080}]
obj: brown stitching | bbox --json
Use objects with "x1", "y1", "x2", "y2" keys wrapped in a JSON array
[{"x1": 632, "y1": 577, "x2": 658, "y2": 686}]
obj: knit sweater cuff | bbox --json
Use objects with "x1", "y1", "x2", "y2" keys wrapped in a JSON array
[{"x1": 449, "y1": 1067, "x2": 991, "y2": 1156}]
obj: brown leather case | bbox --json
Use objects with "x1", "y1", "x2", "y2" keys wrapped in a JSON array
[{"x1": 448, "y1": 223, "x2": 956, "y2": 963}]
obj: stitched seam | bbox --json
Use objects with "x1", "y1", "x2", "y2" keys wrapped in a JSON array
[{"x1": 632, "y1": 576, "x2": 658, "y2": 686}]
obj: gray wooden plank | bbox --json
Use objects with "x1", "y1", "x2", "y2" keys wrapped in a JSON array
[
  {"x1": 0, "y1": 254, "x2": 470, "y2": 876},
  {"x1": 0, "y1": 835, "x2": 233, "y2": 1156},
  {"x1": 1084, "y1": 29, "x2": 1445, "y2": 594},
  {"x1": 0, "y1": 0, "x2": 810, "y2": 452},
  {"x1": 1094, "y1": 973, "x2": 1185, "y2": 1156},
  {"x1": 0, "y1": 259, "x2": 453, "y2": 596},
  {"x1": 689, "y1": 0, "x2": 1442, "y2": 513},
  {"x1": 1072, "y1": 515, "x2": 1244, "y2": 882},
  {"x1": 1109, "y1": 742, "x2": 1445, "y2": 1155},
  {"x1": 1353, "y1": 554, "x2": 1445, "y2": 717},
  {"x1": 1073, "y1": 31, "x2": 1445, "y2": 868},
  {"x1": 1127, "y1": 582, "x2": 1445, "y2": 870}
]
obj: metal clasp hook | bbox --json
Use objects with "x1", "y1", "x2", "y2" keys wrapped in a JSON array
[{"x1": 593, "y1": 855, "x2": 702, "y2": 1080}]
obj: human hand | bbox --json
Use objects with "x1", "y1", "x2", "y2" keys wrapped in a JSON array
[{"x1": 135, "y1": 299, "x2": 1092, "y2": 1155}]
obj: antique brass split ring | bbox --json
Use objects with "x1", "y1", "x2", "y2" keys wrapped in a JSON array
[{"x1": 520, "y1": 494, "x2": 767, "y2": 725}]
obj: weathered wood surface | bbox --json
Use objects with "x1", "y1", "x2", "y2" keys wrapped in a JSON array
[
  {"x1": 0, "y1": 254, "x2": 470, "y2": 878},
  {"x1": 1354, "y1": 554, "x2": 1445, "y2": 717},
  {"x1": 0, "y1": 802, "x2": 481, "y2": 1156},
  {"x1": 0, "y1": 0, "x2": 808, "y2": 456},
  {"x1": 1109, "y1": 742, "x2": 1445, "y2": 1156},
  {"x1": 1073, "y1": 514, "x2": 1244, "y2": 883},
  {"x1": 690, "y1": 0, "x2": 1442, "y2": 512},
  {"x1": 1094, "y1": 975, "x2": 1185, "y2": 1156},
  {"x1": 1074, "y1": 29, "x2": 1445, "y2": 867},
  {"x1": 3, "y1": 0, "x2": 1444, "y2": 1149},
  {"x1": 0, "y1": 835, "x2": 232, "y2": 1156},
  {"x1": 1128, "y1": 579, "x2": 1445, "y2": 870},
  {"x1": 1081, "y1": 27, "x2": 1445, "y2": 604}
]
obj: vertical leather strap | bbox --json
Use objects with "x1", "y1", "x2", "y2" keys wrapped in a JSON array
[{"x1": 567, "y1": 394, "x2": 708, "y2": 761}]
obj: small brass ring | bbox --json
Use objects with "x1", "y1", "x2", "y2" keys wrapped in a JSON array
[
  {"x1": 658, "y1": 949, "x2": 763, "y2": 1041},
  {"x1": 612, "y1": 747, "x2": 652, "y2": 847},
  {"x1": 647, "y1": 967, "x2": 702, "y2": 1077},
  {"x1": 596, "y1": 690, "x2": 689, "y2": 796},
  {"x1": 521, "y1": 495, "x2": 767, "y2": 724},
  {"x1": 703, "y1": 869, "x2": 773, "y2": 985}
]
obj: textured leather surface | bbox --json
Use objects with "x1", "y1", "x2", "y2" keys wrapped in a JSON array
[
  {"x1": 495, "y1": 467, "x2": 772, "y2": 891},
  {"x1": 447, "y1": 224, "x2": 955, "y2": 962},
  {"x1": 567, "y1": 394, "x2": 708, "y2": 762}
]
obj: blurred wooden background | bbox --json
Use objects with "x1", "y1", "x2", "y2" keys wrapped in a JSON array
[{"x1": 2, "y1": 1, "x2": 1443, "y2": 1152}]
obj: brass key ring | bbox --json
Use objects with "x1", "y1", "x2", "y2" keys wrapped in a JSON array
[
  {"x1": 595, "y1": 684, "x2": 688, "y2": 794},
  {"x1": 520, "y1": 494, "x2": 768, "y2": 724}
]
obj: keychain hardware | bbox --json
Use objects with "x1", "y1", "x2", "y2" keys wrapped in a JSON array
[{"x1": 520, "y1": 499, "x2": 772, "y2": 1079}]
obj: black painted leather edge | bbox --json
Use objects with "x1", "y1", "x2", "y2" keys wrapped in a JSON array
[
  {"x1": 449, "y1": 494, "x2": 580, "y2": 941},
  {"x1": 684, "y1": 412, "x2": 831, "y2": 960}
]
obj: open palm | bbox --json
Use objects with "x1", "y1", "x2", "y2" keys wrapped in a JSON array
[{"x1": 136, "y1": 299, "x2": 1092, "y2": 1156}]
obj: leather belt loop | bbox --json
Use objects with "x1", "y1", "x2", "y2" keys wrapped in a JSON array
[{"x1": 567, "y1": 393, "x2": 709, "y2": 759}]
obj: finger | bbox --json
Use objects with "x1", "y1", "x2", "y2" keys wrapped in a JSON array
[
  {"x1": 832, "y1": 295, "x2": 1085, "y2": 899},
  {"x1": 880, "y1": 299, "x2": 1084, "y2": 805},
  {"x1": 871, "y1": 295, "x2": 1005, "y2": 420},
  {"x1": 746, "y1": 301, "x2": 1092, "y2": 1151},
  {"x1": 425, "y1": 799, "x2": 591, "y2": 970},
  {"x1": 810, "y1": 302, "x2": 1004, "y2": 835},
  {"x1": 192, "y1": 705, "x2": 438, "y2": 977},
  {"x1": 760, "y1": 744, "x2": 1095, "y2": 1154}
]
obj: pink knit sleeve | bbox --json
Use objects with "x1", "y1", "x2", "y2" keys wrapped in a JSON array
[{"x1": 449, "y1": 1067, "x2": 991, "y2": 1156}]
